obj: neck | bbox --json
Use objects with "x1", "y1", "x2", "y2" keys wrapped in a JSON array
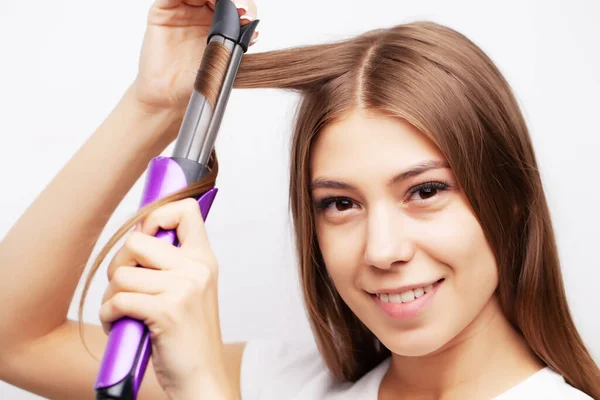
[{"x1": 380, "y1": 296, "x2": 544, "y2": 399}]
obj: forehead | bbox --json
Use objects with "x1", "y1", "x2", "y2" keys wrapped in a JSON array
[{"x1": 310, "y1": 109, "x2": 445, "y2": 177}]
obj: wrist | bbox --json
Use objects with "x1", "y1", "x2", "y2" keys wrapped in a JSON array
[
  {"x1": 167, "y1": 355, "x2": 238, "y2": 400},
  {"x1": 168, "y1": 373, "x2": 238, "y2": 400},
  {"x1": 129, "y1": 78, "x2": 186, "y2": 120},
  {"x1": 122, "y1": 82, "x2": 185, "y2": 147}
]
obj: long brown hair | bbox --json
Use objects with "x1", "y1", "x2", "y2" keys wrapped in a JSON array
[{"x1": 80, "y1": 21, "x2": 600, "y2": 397}]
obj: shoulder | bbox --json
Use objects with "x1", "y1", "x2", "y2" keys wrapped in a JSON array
[
  {"x1": 239, "y1": 337, "x2": 389, "y2": 399},
  {"x1": 496, "y1": 367, "x2": 593, "y2": 399},
  {"x1": 239, "y1": 337, "x2": 330, "y2": 399}
]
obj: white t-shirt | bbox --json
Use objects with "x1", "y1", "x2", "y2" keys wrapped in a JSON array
[{"x1": 240, "y1": 338, "x2": 593, "y2": 399}]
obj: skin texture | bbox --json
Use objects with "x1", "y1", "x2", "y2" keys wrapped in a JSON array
[{"x1": 311, "y1": 108, "x2": 543, "y2": 399}]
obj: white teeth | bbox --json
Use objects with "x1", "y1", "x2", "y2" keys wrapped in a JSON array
[
  {"x1": 400, "y1": 290, "x2": 415, "y2": 303},
  {"x1": 377, "y1": 284, "x2": 434, "y2": 304},
  {"x1": 389, "y1": 293, "x2": 402, "y2": 304},
  {"x1": 377, "y1": 285, "x2": 433, "y2": 304}
]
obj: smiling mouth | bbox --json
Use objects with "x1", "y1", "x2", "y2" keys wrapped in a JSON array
[{"x1": 373, "y1": 278, "x2": 445, "y2": 304}]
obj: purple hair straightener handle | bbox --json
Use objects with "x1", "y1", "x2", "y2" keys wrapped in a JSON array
[{"x1": 94, "y1": 1, "x2": 259, "y2": 398}]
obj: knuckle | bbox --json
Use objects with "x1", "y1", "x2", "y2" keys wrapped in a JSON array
[
  {"x1": 172, "y1": 290, "x2": 187, "y2": 307},
  {"x1": 124, "y1": 231, "x2": 144, "y2": 249},
  {"x1": 107, "y1": 249, "x2": 125, "y2": 280},
  {"x1": 99, "y1": 308, "x2": 111, "y2": 324},
  {"x1": 110, "y1": 292, "x2": 127, "y2": 313},
  {"x1": 186, "y1": 247, "x2": 217, "y2": 268},
  {"x1": 147, "y1": 201, "x2": 167, "y2": 221},
  {"x1": 182, "y1": 197, "x2": 200, "y2": 215},
  {"x1": 99, "y1": 302, "x2": 113, "y2": 323},
  {"x1": 157, "y1": 301, "x2": 178, "y2": 326},
  {"x1": 190, "y1": 266, "x2": 213, "y2": 292},
  {"x1": 198, "y1": 266, "x2": 213, "y2": 286},
  {"x1": 171, "y1": 268, "x2": 212, "y2": 301},
  {"x1": 182, "y1": 278, "x2": 200, "y2": 296},
  {"x1": 101, "y1": 286, "x2": 112, "y2": 305},
  {"x1": 184, "y1": 250, "x2": 202, "y2": 266},
  {"x1": 200, "y1": 253, "x2": 219, "y2": 273},
  {"x1": 112, "y1": 267, "x2": 127, "y2": 287}
]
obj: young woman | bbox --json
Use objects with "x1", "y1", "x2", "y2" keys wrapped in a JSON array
[{"x1": 1, "y1": 0, "x2": 598, "y2": 399}]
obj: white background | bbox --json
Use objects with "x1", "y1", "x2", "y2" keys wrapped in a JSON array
[{"x1": 1, "y1": 0, "x2": 599, "y2": 398}]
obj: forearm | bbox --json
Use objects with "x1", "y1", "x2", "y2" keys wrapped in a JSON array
[
  {"x1": 170, "y1": 372, "x2": 240, "y2": 400},
  {"x1": 0, "y1": 83, "x2": 183, "y2": 345}
]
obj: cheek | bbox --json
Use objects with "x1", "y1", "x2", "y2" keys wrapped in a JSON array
[
  {"x1": 316, "y1": 221, "x2": 363, "y2": 290},
  {"x1": 421, "y1": 198, "x2": 499, "y2": 299}
]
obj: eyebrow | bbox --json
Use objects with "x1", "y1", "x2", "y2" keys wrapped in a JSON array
[{"x1": 310, "y1": 160, "x2": 450, "y2": 191}]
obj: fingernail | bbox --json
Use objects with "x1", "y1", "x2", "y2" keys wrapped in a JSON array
[
  {"x1": 236, "y1": 0, "x2": 250, "y2": 15},
  {"x1": 240, "y1": 13, "x2": 255, "y2": 23}
]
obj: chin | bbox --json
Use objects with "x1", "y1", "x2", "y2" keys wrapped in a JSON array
[{"x1": 376, "y1": 324, "x2": 454, "y2": 357}]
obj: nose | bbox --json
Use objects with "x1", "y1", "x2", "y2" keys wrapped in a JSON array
[{"x1": 363, "y1": 203, "x2": 415, "y2": 270}]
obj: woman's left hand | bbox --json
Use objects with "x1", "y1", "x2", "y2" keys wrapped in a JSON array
[{"x1": 100, "y1": 197, "x2": 231, "y2": 399}]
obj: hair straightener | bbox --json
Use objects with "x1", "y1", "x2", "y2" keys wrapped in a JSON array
[{"x1": 93, "y1": 2, "x2": 259, "y2": 398}]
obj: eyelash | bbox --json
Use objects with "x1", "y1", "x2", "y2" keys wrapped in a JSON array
[{"x1": 313, "y1": 181, "x2": 451, "y2": 214}]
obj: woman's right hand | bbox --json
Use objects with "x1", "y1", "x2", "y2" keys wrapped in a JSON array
[
  {"x1": 133, "y1": 0, "x2": 259, "y2": 117},
  {"x1": 100, "y1": 198, "x2": 231, "y2": 398}
]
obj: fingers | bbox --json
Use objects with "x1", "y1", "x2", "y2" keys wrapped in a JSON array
[
  {"x1": 99, "y1": 266, "x2": 214, "y2": 336},
  {"x1": 99, "y1": 292, "x2": 158, "y2": 335},
  {"x1": 157, "y1": 0, "x2": 257, "y2": 20},
  {"x1": 158, "y1": 0, "x2": 260, "y2": 45},
  {"x1": 101, "y1": 266, "x2": 176, "y2": 335},
  {"x1": 139, "y1": 197, "x2": 213, "y2": 258},
  {"x1": 206, "y1": 0, "x2": 260, "y2": 44},
  {"x1": 237, "y1": 0, "x2": 260, "y2": 45},
  {"x1": 102, "y1": 266, "x2": 170, "y2": 305},
  {"x1": 155, "y1": 0, "x2": 206, "y2": 8},
  {"x1": 107, "y1": 231, "x2": 198, "y2": 280},
  {"x1": 184, "y1": 0, "x2": 256, "y2": 19},
  {"x1": 106, "y1": 197, "x2": 216, "y2": 281},
  {"x1": 183, "y1": 0, "x2": 212, "y2": 5},
  {"x1": 161, "y1": 0, "x2": 217, "y2": 7},
  {"x1": 100, "y1": 266, "x2": 166, "y2": 335},
  {"x1": 237, "y1": 0, "x2": 257, "y2": 22}
]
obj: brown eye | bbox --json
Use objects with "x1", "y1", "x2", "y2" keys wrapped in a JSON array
[
  {"x1": 408, "y1": 181, "x2": 450, "y2": 203},
  {"x1": 418, "y1": 186, "x2": 438, "y2": 200},
  {"x1": 314, "y1": 197, "x2": 358, "y2": 214},
  {"x1": 334, "y1": 199, "x2": 354, "y2": 211}
]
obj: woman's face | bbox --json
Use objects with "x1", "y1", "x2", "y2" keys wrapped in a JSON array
[{"x1": 310, "y1": 109, "x2": 500, "y2": 356}]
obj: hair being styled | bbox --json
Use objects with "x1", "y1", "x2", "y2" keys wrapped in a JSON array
[{"x1": 79, "y1": 21, "x2": 600, "y2": 398}]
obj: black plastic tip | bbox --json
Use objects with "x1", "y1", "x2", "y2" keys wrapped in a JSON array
[
  {"x1": 95, "y1": 375, "x2": 134, "y2": 400},
  {"x1": 207, "y1": 0, "x2": 241, "y2": 44},
  {"x1": 238, "y1": 19, "x2": 260, "y2": 52},
  {"x1": 207, "y1": 0, "x2": 260, "y2": 52}
]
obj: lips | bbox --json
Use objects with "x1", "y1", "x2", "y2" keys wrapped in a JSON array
[{"x1": 371, "y1": 279, "x2": 444, "y2": 319}]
